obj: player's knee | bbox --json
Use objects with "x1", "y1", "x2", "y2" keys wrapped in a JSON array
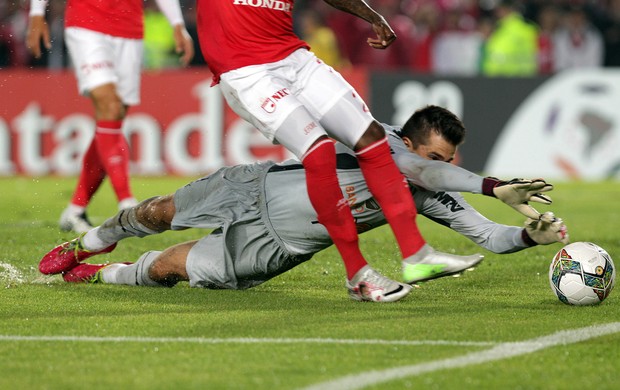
[
  {"x1": 93, "y1": 92, "x2": 125, "y2": 120},
  {"x1": 354, "y1": 121, "x2": 386, "y2": 151},
  {"x1": 101, "y1": 98, "x2": 125, "y2": 120},
  {"x1": 135, "y1": 195, "x2": 175, "y2": 229},
  {"x1": 148, "y1": 253, "x2": 187, "y2": 287},
  {"x1": 302, "y1": 139, "x2": 337, "y2": 176},
  {"x1": 148, "y1": 261, "x2": 179, "y2": 287}
]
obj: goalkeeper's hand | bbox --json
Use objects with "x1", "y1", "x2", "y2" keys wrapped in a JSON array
[
  {"x1": 523, "y1": 212, "x2": 569, "y2": 246},
  {"x1": 483, "y1": 177, "x2": 553, "y2": 219}
]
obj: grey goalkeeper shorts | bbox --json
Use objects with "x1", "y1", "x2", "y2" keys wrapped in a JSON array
[{"x1": 171, "y1": 162, "x2": 312, "y2": 290}]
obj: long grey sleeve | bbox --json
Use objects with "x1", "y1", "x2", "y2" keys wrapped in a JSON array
[
  {"x1": 413, "y1": 188, "x2": 530, "y2": 254},
  {"x1": 385, "y1": 127, "x2": 485, "y2": 194}
]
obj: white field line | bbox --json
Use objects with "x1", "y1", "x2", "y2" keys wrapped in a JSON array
[
  {"x1": 302, "y1": 322, "x2": 620, "y2": 390},
  {"x1": 0, "y1": 335, "x2": 495, "y2": 347}
]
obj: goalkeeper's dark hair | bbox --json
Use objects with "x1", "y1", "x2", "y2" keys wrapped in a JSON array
[{"x1": 401, "y1": 105, "x2": 466, "y2": 148}]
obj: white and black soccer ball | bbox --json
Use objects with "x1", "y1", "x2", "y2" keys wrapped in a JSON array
[{"x1": 549, "y1": 242, "x2": 616, "y2": 306}]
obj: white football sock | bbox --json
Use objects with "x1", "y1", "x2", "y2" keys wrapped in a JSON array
[
  {"x1": 100, "y1": 251, "x2": 162, "y2": 287},
  {"x1": 65, "y1": 204, "x2": 86, "y2": 215},
  {"x1": 81, "y1": 227, "x2": 115, "y2": 251},
  {"x1": 99, "y1": 263, "x2": 128, "y2": 284},
  {"x1": 118, "y1": 197, "x2": 139, "y2": 210}
]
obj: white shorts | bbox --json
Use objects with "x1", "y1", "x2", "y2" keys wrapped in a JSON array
[
  {"x1": 219, "y1": 49, "x2": 374, "y2": 157},
  {"x1": 64, "y1": 27, "x2": 143, "y2": 106}
]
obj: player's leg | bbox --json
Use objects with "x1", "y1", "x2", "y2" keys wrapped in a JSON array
[
  {"x1": 39, "y1": 196, "x2": 175, "y2": 275},
  {"x1": 59, "y1": 84, "x2": 133, "y2": 233},
  {"x1": 97, "y1": 33, "x2": 143, "y2": 210},
  {"x1": 294, "y1": 52, "x2": 423, "y2": 258},
  {"x1": 354, "y1": 125, "x2": 485, "y2": 283},
  {"x1": 61, "y1": 28, "x2": 138, "y2": 233},
  {"x1": 64, "y1": 242, "x2": 192, "y2": 286},
  {"x1": 89, "y1": 83, "x2": 136, "y2": 209},
  {"x1": 319, "y1": 95, "x2": 433, "y2": 283},
  {"x1": 354, "y1": 118, "x2": 426, "y2": 259},
  {"x1": 89, "y1": 33, "x2": 142, "y2": 210},
  {"x1": 60, "y1": 28, "x2": 111, "y2": 232},
  {"x1": 42, "y1": 164, "x2": 259, "y2": 276},
  {"x1": 275, "y1": 113, "x2": 367, "y2": 280},
  {"x1": 82, "y1": 195, "x2": 175, "y2": 251},
  {"x1": 218, "y1": 66, "x2": 367, "y2": 280},
  {"x1": 59, "y1": 139, "x2": 106, "y2": 233},
  {"x1": 219, "y1": 57, "x2": 410, "y2": 301},
  {"x1": 220, "y1": 66, "x2": 368, "y2": 279},
  {"x1": 299, "y1": 52, "x2": 480, "y2": 284},
  {"x1": 341, "y1": 109, "x2": 484, "y2": 284}
]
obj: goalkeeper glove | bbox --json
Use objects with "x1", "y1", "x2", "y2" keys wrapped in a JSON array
[
  {"x1": 523, "y1": 211, "x2": 569, "y2": 246},
  {"x1": 483, "y1": 177, "x2": 553, "y2": 219}
]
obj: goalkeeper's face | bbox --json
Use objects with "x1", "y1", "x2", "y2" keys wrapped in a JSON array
[{"x1": 403, "y1": 132, "x2": 457, "y2": 163}]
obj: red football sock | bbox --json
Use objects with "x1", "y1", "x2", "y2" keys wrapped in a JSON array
[
  {"x1": 356, "y1": 137, "x2": 425, "y2": 258},
  {"x1": 94, "y1": 120, "x2": 133, "y2": 202},
  {"x1": 302, "y1": 139, "x2": 367, "y2": 279},
  {"x1": 70, "y1": 138, "x2": 106, "y2": 207}
]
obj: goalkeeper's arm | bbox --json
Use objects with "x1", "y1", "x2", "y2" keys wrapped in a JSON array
[{"x1": 394, "y1": 151, "x2": 554, "y2": 219}]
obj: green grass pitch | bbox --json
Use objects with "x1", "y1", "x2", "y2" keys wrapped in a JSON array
[{"x1": 0, "y1": 176, "x2": 619, "y2": 389}]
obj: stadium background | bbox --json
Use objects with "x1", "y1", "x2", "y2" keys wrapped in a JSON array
[{"x1": 1, "y1": 0, "x2": 619, "y2": 180}]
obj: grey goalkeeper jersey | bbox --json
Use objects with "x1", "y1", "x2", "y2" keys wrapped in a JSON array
[{"x1": 263, "y1": 124, "x2": 528, "y2": 256}]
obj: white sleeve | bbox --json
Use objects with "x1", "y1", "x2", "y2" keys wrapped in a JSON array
[
  {"x1": 29, "y1": 0, "x2": 48, "y2": 16},
  {"x1": 154, "y1": 0, "x2": 185, "y2": 26}
]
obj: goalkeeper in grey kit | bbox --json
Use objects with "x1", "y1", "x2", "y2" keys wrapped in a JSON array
[{"x1": 39, "y1": 105, "x2": 568, "y2": 301}]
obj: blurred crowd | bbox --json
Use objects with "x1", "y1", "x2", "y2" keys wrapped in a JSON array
[
  {"x1": 1, "y1": 0, "x2": 620, "y2": 75},
  {"x1": 295, "y1": 0, "x2": 620, "y2": 75}
]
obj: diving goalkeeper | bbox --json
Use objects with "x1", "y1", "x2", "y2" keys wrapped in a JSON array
[{"x1": 39, "y1": 105, "x2": 568, "y2": 302}]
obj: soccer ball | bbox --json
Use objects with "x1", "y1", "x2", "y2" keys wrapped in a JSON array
[{"x1": 549, "y1": 242, "x2": 616, "y2": 306}]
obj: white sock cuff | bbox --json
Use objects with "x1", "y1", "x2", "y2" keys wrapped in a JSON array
[
  {"x1": 100, "y1": 263, "x2": 129, "y2": 284},
  {"x1": 118, "y1": 197, "x2": 139, "y2": 210},
  {"x1": 82, "y1": 227, "x2": 115, "y2": 251},
  {"x1": 66, "y1": 204, "x2": 86, "y2": 215}
]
